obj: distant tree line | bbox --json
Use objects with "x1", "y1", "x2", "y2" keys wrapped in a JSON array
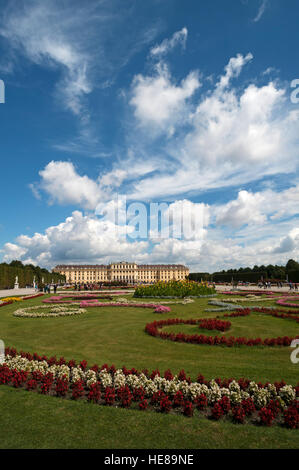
[
  {"x1": 189, "y1": 259, "x2": 299, "y2": 283},
  {"x1": 0, "y1": 260, "x2": 66, "y2": 289}
]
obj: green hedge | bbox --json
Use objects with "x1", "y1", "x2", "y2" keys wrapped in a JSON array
[
  {"x1": 287, "y1": 270, "x2": 299, "y2": 283},
  {"x1": 0, "y1": 263, "x2": 65, "y2": 289}
]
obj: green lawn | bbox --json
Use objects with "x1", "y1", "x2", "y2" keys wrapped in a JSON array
[
  {"x1": 1, "y1": 387, "x2": 299, "y2": 449},
  {"x1": 0, "y1": 294, "x2": 298, "y2": 448}
]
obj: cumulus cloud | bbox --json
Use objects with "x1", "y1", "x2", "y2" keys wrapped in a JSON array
[
  {"x1": 215, "y1": 185, "x2": 299, "y2": 228},
  {"x1": 36, "y1": 161, "x2": 107, "y2": 210},
  {"x1": 130, "y1": 62, "x2": 200, "y2": 132},
  {"x1": 127, "y1": 53, "x2": 297, "y2": 200},
  {"x1": 215, "y1": 190, "x2": 266, "y2": 227},
  {"x1": 2, "y1": 211, "x2": 149, "y2": 268}
]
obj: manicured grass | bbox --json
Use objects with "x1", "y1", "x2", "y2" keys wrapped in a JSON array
[
  {"x1": 0, "y1": 294, "x2": 298, "y2": 448},
  {"x1": 1, "y1": 386, "x2": 298, "y2": 449},
  {"x1": 0, "y1": 295, "x2": 298, "y2": 383},
  {"x1": 165, "y1": 312, "x2": 299, "y2": 339}
]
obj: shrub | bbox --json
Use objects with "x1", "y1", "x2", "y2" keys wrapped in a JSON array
[
  {"x1": 134, "y1": 280, "x2": 215, "y2": 298},
  {"x1": 87, "y1": 382, "x2": 101, "y2": 402},
  {"x1": 232, "y1": 405, "x2": 246, "y2": 424},
  {"x1": 160, "y1": 396, "x2": 172, "y2": 413},
  {"x1": 283, "y1": 406, "x2": 299, "y2": 429},
  {"x1": 183, "y1": 401, "x2": 194, "y2": 417},
  {"x1": 195, "y1": 394, "x2": 208, "y2": 410},
  {"x1": 259, "y1": 407, "x2": 275, "y2": 426},
  {"x1": 72, "y1": 380, "x2": 85, "y2": 400},
  {"x1": 55, "y1": 376, "x2": 69, "y2": 397},
  {"x1": 211, "y1": 403, "x2": 224, "y2": 420}
]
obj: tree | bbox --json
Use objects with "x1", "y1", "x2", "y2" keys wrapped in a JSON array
[{"x1": 286, "y1": 259, "x2": 299, "y2": 272}]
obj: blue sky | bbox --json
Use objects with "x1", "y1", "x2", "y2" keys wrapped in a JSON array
[{"x1": 0, "y1": 0, "x2": 298, "y2": 272}]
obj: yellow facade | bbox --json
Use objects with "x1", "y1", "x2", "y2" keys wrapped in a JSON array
[{"x1": 53, "y1": 261, "x2": 189, "y2": 284}]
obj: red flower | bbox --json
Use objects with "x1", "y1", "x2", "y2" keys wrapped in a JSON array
[
  {"x1": 232, "y1": 405, "x2": 246, "y2": 424},
  {"x1": 26, "y1": 379, "x2": 38, "y2": 391},
  {"x1": 139, "y1": 399, "x2": 148, "y2": 410},
  {"x1": 259, "y1": 407, "x2": 275, "y2": 426},
  {"x1": 173, "y1": 391, "x2": 185, "y2": 408},
  {"x1": 219, "y1": 396, "x2": 231, "y2": 414},
  {"x1": 72, "y1": 380, "x2": 85, "y2": 400},
  {"x1": 160, "y1": 396, "x2": 172, "y2": 413},
  {"x1": 241, "y1": 398, "x2": 256, "y2": 416},
  {"x1": 283, "y1": 406, "x2": 299, "y2": 429},
  {"x1": 194, "y1": 394, "x2": 208, "y2": 410},
  {"x1": 104, "y1": 387, "x2": 115, "y2": 405},
  {"x1": 183, "y1": 401, "x2": 194, "y2": 417},
  {"x1": 211, "y1": 402, "x2": 223, "y2": 420},
  {"x1": 87, "y1": 382, "x2": 101, "y2": 402},
  {"x1": 55, "y1": 376, "x2": 69, "y2": 397}
]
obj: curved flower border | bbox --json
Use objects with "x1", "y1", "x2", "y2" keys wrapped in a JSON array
[
  {"x1": 1, "y1": 347, "x2": 298, "y2": 428},
  {"x1": 13, "y1": 305, "x2": 87, "y2": 318},
  {"x1": 145, "y1": 310, "x2": 299, "y2": 347},
  {"x1": 277, "y1": 297, "x2": 299, "y2": 308}
]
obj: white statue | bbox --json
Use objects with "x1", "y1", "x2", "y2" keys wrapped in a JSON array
[{"x1": 14, "y1": 276, "x2": 19, "y2": 290}]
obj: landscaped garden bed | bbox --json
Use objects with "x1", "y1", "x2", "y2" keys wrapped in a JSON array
[
  {"x1": 1, "y1": 346, "x2": 298, "y2": 428},
  {"x1": 134, "y1": 280, "x2": 216, "y2": 298}
]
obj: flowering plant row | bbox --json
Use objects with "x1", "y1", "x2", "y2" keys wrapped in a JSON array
[
  {"x1": 145, "y1": 314, "x2": 299, "y2": 347},
  {"x1": 205, "y1": 300, "x2": 251, "y2": 312},
  {"x1": 79, "y1": 300, "x2": 171, "y2": 314},
  {"x1": 1, "y1": 347, "x2": 298, "y2": 428},
  {"x1": 0, "y1": 292, "x2": 44, "y2": 308},
  {"x1": 43, "y1": 294, "x2": 118, "y2": 304},
  {"x1": 13, "y1": 305, "x2": 87, "y2": 318},
  {"x1": 222, "y1": 290, "x2": 291, "y2": 297},
  {"x1": 223, "y1": 307, "x2": 299, "y2": 325},
  {"x1": 277, "y1": 297, "x2": 299, "y2": 308},
  {"x1": 198, "y1": 318, "x2": 231, "y2": 332}
]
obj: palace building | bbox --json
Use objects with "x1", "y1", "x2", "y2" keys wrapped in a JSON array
[{"x1": 53, "y1": 262, "x2": 189, "y2": 284}]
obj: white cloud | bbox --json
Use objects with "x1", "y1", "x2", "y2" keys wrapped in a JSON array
[
  {"x1": 150, "y1": 27, "x2": 188, "y2": 57},
  {"x1": 37, "y1": 161, "x2": 107, "y2": 210},
  {"x1": 253, "y1": 0, "x2": 268, "y2": 23},
  {"x1": 127, "y1": 54, "x2": 298, "y2": 200},
  {"x1": 0, "y1": 1, "x2": 92, "y2": 116},
  {"x1": 130, "y1": 62, "x2": 200, "y2": 131},
  {"x1": 215, "y1": 184, "x2": 299, "y2": 229},
  {"x1": 217, "y1": 53, "x2": 253, "y2": 90},
  {"x1": 2, "y1": 211, "x2": 149, "y2": 268},
  {"x1": 215, "y1": 190, "x2": 266, "y2": 228}
]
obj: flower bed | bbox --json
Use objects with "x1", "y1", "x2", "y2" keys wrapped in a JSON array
[
  {"x1": 0, "y1": 297, "x2": 23, "y2": 303},
  {"x1": 277, "y1": 297, "x2": 299, "y2": 308},
  {"x1": 1, "y1": 346, "x2": 298, "y2": 428},
  {"x1": 79, "y1": 300, "x2": 171, "y2": 314},
  {"x1": 13, "y1": 305, "x2": 86, "y2": 318},
  {"x1": 43, "y1": 294, "x2": 114, "y2": 304},
  {"x1": 0, "y1": 292, "x2": 44, "y2": 308},
  {"x1": 145, "y1": 312, "x2": 299, "y2": 347},
  {"x1": 134, "y1": 280, "x2": 216, "y2": 298},
  {"x1": 0, "y1": 300, "x2": 14, "y2": 308}
]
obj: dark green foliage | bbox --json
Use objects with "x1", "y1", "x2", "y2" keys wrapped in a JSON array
[
  {"x1": 189, "y1": 259, "x2": 299, "y2": 282},
  {"x1": 0, "y1": 261, "x2": 65, "y2": 289}
]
